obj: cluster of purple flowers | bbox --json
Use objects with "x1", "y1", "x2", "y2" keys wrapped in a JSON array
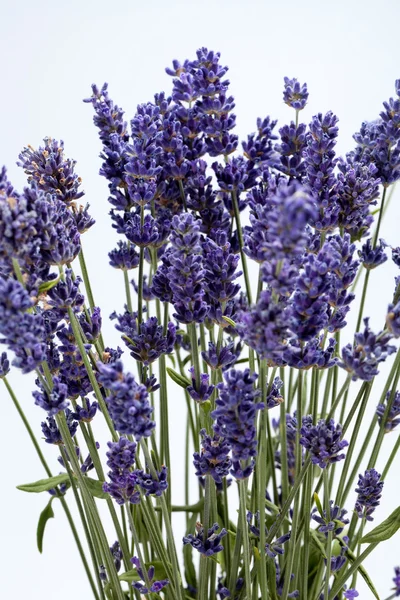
[
  {"x1": 300, "y1": 416, "x2": 348, "y2": 468},
  {"x1": 102, "y1": 437, "x2": 140, "y2": 505},
  {"x1": 131, "y1": 557, "x2": 169, "y2": 594},
  {"x1": 376, "y1": 389, "x2": 400, "y2": 432},
  {"x1": 183, "y1": 522, "x2": 227, "y2": 556},
  {"x1": 97, "y1": 360, "x2": 155, "y2": 439},
  {"x1": 354, "y1": 468, "x2": 384, "y2": 521},
  {"x1": 212, "y1": 369, "x2": 264, "y2": 478}
]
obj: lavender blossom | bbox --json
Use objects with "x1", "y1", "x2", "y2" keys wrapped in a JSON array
[
  {"x1": 359, "y1": 238, "x2": 387, "y2": 269},
  {"x1": 136, "y1": 465, "x2": 168, "y2": 497},
  {"x1": 71, "y1": 399, "x2": 98, "y2": 423},
  {"x1": 131, "y1": 557, "x2": 169, "y2": 594},
  {"x1": 201, "y1": 340, "x2": 240, "y2": 371},
  {"x1": 103, "y1": 437, "x2": 140, "y2": 505},
  {"x1": 386, "y1": 301, "x2": 400, "y2": 337},
  {"x1": 212, "y1": 369, "x2": 263, "y2": 478},
  {"x1": 113, "y1": 315, "x2": 176, "y2": 365},
  {"x1": 168, "y1": 213, "x2": 209, "y2": 323},
  {"x1": 41, "y1": 410, "x2": 78, "y2": 444},
  {"x1": 376, "y1": 389, "x2": 400, "y2": 432},
  {"x1": 33, "y1": 377, "x2": 69, "y2": 415},
  {"x1": 0, "y1": 351, "x2": 10, "y2": 378},
  {"x1": 97, "y1": 360, "x2": 155, "y2": 439},
  {"x1": 109, "y1": 241, "x2": 140, "y2": 270},
  {"x1": 18, "y1": 138, "x2": 84, "y2": 203},
  {"x1": 247, "y1": 511, "x2": 291, "y2": 558},
  {"x1": 193, "y1": 429, "x2": 232, "y2": 483},
  {"x1": 354, "y1": 469, "x2": 384, "y2": 521},
  {"x1": 300, "y1": 416, "x2": 348, "y2": 468},
  {"x1": 187, "y1": 367, "x2": 214, "y2": 402},
  {"x1": 311, "y1": 502, "x2": 349, "y2": 536},
  {"x1": 183, "y1": 522, "x2": 227, "y2": 556},
  {"x1": 47, "y1": 270, "x2": 84, "y2": 312},
  {"x1": 392, "y1": 566, "x2": 400, "y2": 596},
  {"x1": 343, "y1": 590, "x2": 359, "y2": 599},
  {"x1": 283, "y1": 77, "x2": 309, "y2": 110},
  {"x1": 340, "y1": 318, "x2": 396, "y2": 381}
]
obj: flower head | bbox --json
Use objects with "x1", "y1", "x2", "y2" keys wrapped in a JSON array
[
  {"x1": 183, "y1": 522, "x2": 227, "y2": 556},
  {"x1": 354, "y1": 468, "x2": 384, "y2": 521},
  {"x1": 131, "y1": 557, "x2": 169, "y2": 595},
  {"x1": 193, "y1": 429, "x2": 231, "y2": 483},
  {"x1": 300, "y1": 416, "x2": 348, "y2": 468},
  {"x1": 283, "y1": 77, "x2": 309, "y2": 110}
]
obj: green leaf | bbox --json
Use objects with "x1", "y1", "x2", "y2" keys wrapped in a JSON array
[
  {"x1": 222, "y1": 315, "x2": 236, "y2": 327},
  {"x1": 342, "y1": 540, "x2": 380, "y2": 600},
  {"x1": 360, "y1": 506, "x2": 400, "y2": 544},
  {"x1": 166, "y1": 367, "x2": 191, "y2": 388},
  {"x1": 37, "y1": 498, "x2": 55, "y2": 553},
  {"x1": 201, "y1": 400, "x2": 212, "y2": 415},
  {"x1": 313, "y1": 492, "x2": 324, "y2": 518},
  {"x1": 310, "y1": 528, "x2": 327, "y2": 558},
  {"x1": 17, "y1": 473, "x2": 70, "y2": 493},
  {"x1": 83, "y1": 477, "x2": 108, "y2": 500},
  {"x1": 38, "y1": 277, "x2": 60, "y2": 294}
]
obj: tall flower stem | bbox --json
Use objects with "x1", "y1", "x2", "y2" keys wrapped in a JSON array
[
  {"x1": 323, "y1": 469, "x2": 332, "y2": 600},
  {"x1": 231, "y1": 189, "x2": 252, "y2": 305},
  {"x1": 78, "y1": 246, "x2": 105, "y2": 353},
  {"x1": 257, "y1": 360, "x2": 268, "y2": 600},
  {"x1": 199, "y1": 475, "x2": 212, "y2": 600},
  {"x1": 239, "y1": 479, "x2": 252, "y2": 600},
  {"x1": 355, "y1": 186, "x2": 387, "y2": 331},
  {"x1": 123, "y1": 270, "x2": 133, "y2": 313},
  {"x1": 3, "y1": 377, "x2": 100, "y2": 600},
  {"x1": 57, "y1": 412, "x2": 126, "y2": 600},
  {"x1": 140, "y1": 440, "x2": 184, "y2": 600},
  {"x1": 125, "y1": 505, "x2": 152, "y2": 589}
]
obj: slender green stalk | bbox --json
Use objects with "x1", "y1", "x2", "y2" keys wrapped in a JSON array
[
  {"x1": 382, "y1": 434, "x2": 400, "y2": 480},
  {"x1": 57, "y1": 412, "x2": 126, "y2": 600},
  {"x1": 328, "y1": 542, "x2": 378, "y2": 599},
  {"x1": 126, "y1": 506, "x2": 152, "y2": 589},
  {"x1": 140, "y1": 441, "x2": 184, "y2": 600},
  {"x1": 78, "y1": 247, "x2": 105, "y2": 353},
  {"x1": 3, "y1": 377, "x2": 100, "y2": 599},
  {"x1": 123, "y1": 270, "x2": 133, "y2": 313},
  {"x1": 231, "y1": 189, "x2": 252, "y2": 305},
  {"x1": 199, "y1": 475, "x2": 212, "y2": 600},
  {"x1": 323, "y1": 470, "x2": 332, "y2": 600},
  {"x1": 301, "y1": 468, "x2": 313, "y2": 600},
  {"x1": 257, "y1": 360, "x2": 268, "y2": 600},
  {"x1": 239, "y1": 479, "x2": 252, "y2": 600}
]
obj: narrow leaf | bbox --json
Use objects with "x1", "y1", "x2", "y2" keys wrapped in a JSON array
[
  {"x1": 222, "y1": 315, "x2": 236, "y2": 327},
  {"x1": 37, "y1": 498, "x2": 55, "y2": 553},
  {"x1": 38, "y1": 277, "x2": 60, "y2": 294},
  {"x1": 17, "y1": 473, "x2": 69, "y2": 493},
  {"x1": 166, "y1": 367, "x2": 191, "y2": 388},
  {"x1": 360, "y1": 506, "x2": 400, "y2": 544},
  {"x1": 267, "y1": 557, "x2": 279, "y2": 600},
  {"x1": 343, "y1": 541, "x2": 380, "y2": 600},
  {"x1": 310, "y1": 528, "x2": 327, "y2": 558},
  {"x1": 314, "y1": 492, "x2": 324, "y2": 518},
  {"x1": 83, "y1": 477, "x2": 108, "y2": 500}
]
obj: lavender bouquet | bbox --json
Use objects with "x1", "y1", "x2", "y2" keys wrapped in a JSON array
[{"x1": 2, "y1": 47, "x2": 400, "y2": 600}]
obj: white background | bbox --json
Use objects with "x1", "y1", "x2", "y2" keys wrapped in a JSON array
[{"x1": 1, "y1": 0, "x2": 400, "y2": 597}]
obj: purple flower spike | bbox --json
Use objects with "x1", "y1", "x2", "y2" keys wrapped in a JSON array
[
  {"x1": 300, "y1": 416, "x2": 348, "y2": 468},
  {"x1": 340, "y1": 318, "x2": 396, "y2": 381},
  {"x1": 392, "y1": 566, "x2": 400, "y2": 596},
  {"x1": 354, "y1": 468, "x2": 384, "y2": 521},
  {"x1": 212, "y1": 369, "x2": 263, "y2": 478},
  {"x1": 376, "y1": 389, "x2": 400, "y2": 432},
  {"x1": 103, "y1": 437, "x2": 140, "y2": 505},
  {"x1": 359, "y1": 238, "x2": 387, "y2": 269},
  {"x1": 283, "y1": 77, "x2": 309, "y2": 110},
  {"x1": 183, "y1": 522, "x2": 227, "y2": 556},
  {"x1": 131, "y1": 556, "x2": 169, "y2": 595},
  {"x1": 18, "y1": 137, "x2": 84, "y2": 203},
  {"x1": 97, "y1": 360, "x2": 155, "y2": 439},
  {"x1": 187, "y1": 367, "x2": 214, "y2": 402},
  {"x1": 136, "y1": 465, "x2": 168, "y2": 497},
  {"x1": 109, "y1": 241, "x2": 140, "y2": 270},
  {"x1": 33, "y1": 377, "x2": 69, "y2": 415},
  {"x1": 387, "y1": 301, "x2": 400, "y2": 337},
  {"x1": 0, "y1": 351, "x2": 10, "y2": 378},
  {"x1": 193, "y1": 429, "x2": 231, "y2": 483}
]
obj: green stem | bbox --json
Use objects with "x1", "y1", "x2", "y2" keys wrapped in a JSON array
[
  {"x1": 257, "y1": 361, "x2": 268, "y2": 600},
  {"x1": 199, "y1": 476, "x2": 212, "y2": 600},
  {"x1": 328, "y1": 543, "x2": 378, "y2": 599},
  {"x1": 323, "y1": 470, "x2": 332, "y2": 600},
  {"x1": 123, "y1": 270, "x2": 133, "y2": 313},
  {"x1": 382, "y1": 434, "x2": 400, "y2": 480},
  {"x1": 239, "y1": 479, "x2": 252, "y2": 600},
  {"x1": 57, "y1": 413, "x2": 125, "y2": 600},
  {"x1": 231, "y1": 189, "x2": 252, "y2": 305},
  {"x1": 4, "y1": 377, "x2": 100, "y2": 600},
  {"x1": 126, "y1": 506, "x2": 152, "y2": 589}
]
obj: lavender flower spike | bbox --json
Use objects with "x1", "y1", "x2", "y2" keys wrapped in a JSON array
[
  {"x1": 354, "y1": 468, "x2": 384, "y2": 521},
  {"x1": 300, "y1": 416, "x2": 348, "y2": 468},
  {"x1": 183, "y1": 522, "x2": 227, "y2": 556}
]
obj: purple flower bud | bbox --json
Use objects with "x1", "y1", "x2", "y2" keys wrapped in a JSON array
[
  {"x1": 187, "y1": 367, "x2": 214, "y2": 402},
  {"x1": 109, "y1": 241, "x2": 140, "y2": 270},
  {"x1": 283, "y1": 77, "x2": 309, "y2": 110},
  {"x1": 193, "y1": 429, "x2": 231, "y2": 483},
  {"x1": 135, "y1": 465, "x2": 168, "y2": 496},
  {"x1": 33, "y1": 376, "x2": 69, "y2": 415},
  {"x1": 183, "y1": 522, "x2": 227, "y2": 556},
  {"x1": 131, "y1": 556, "x2": 169, "y2": 595},
  {"x1": 359, "y1": 238, "x2": 387, "y2": 269},
  {"x1": 300, "y1": 416, "x2": 348, "y2": 468},
  {"x1": 355, "y1": 468, "x2": 384, "y2": 521},
  {"x1": 41, "y1": 409, "x2": 78, "y2": 444},
  {"x1": 376, "y1": 389, "x2": 400, "y2": 432},
  {"x1": 0, "y1": 351, "x2": 10, "y2": 378}
]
